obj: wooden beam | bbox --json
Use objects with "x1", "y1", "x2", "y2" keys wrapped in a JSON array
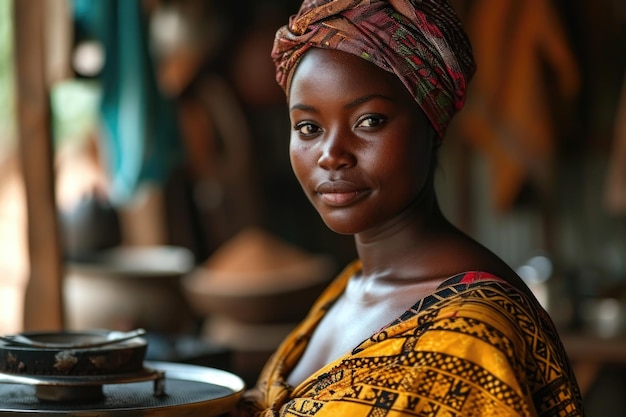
[{"x1": 13, "y1": 0, "x2": 64, "y2": 330}]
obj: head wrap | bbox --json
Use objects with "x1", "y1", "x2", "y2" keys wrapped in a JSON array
[{"x1": 271, "y1": 0, "x2": 476, "y2": 138}]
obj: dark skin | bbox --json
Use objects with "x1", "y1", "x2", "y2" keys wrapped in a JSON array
[{"x1": 285, "y1": 48, "x2": 531, "y2": 388}]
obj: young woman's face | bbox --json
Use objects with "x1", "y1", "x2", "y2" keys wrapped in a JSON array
[{"x1": 288, "y1": 48, "x2": 435, "y2": 235}]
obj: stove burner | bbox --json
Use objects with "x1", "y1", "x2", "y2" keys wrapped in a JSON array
[{"x1": 0, "y1": 367, "x2": 165, "y2": 402}]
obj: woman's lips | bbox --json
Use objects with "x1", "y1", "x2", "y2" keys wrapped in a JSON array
[
  {"x1": 315, "y1": 181, "x2": 369, "y2": 207},
  {"x1": 319, "y1": 191, "x2": 365, "y2": 206}
]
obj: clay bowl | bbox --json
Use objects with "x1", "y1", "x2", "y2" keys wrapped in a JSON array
[{"x1": 181, "y1": 255, "x2": 335, "y2": 324}]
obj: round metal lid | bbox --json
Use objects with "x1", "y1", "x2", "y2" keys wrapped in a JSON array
[{"x1": 0, "y1": 361, "x2": 245, "y2": 416}]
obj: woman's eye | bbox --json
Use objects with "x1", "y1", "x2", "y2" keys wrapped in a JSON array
[
  {"x1": 294, "y1": 122, "x2": 321, "y2": 136},
  {"x1": 357, "y1": 115, "x2": 386, "y2": 128}
]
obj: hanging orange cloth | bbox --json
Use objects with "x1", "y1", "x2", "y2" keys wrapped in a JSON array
[
  {"x1": 604, "y1": 71, "x2": 626, "y2": 215},
  {"x1": 456, "y1": 0, "x2": 580, "y2": 211}
]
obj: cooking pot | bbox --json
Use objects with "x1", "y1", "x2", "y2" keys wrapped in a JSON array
[
  {"x1": 0, "y1": 329, "x2": 147, "y2": 377},
  {"x1": 64, "y1": 246, "x2": 196, "y2": 333}
]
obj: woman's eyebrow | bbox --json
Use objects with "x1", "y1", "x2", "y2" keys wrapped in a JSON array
[{"x1": 289, "y1": 103, "x2": 318, "y2": 113}]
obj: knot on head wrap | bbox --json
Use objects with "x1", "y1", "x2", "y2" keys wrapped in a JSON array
[{"x1": 271, "y1": 0, "x2": 476, "y2": 138}]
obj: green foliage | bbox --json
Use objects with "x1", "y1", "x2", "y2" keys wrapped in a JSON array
[{"x1": 0, "y1": 0, "x2": 15, "y2": 151}]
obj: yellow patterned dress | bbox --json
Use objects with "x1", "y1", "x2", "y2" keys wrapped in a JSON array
[{"x1": 238, "y1": 261, "x2": 584, "y2": 417}]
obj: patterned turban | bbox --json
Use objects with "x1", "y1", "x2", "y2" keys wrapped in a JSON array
[{"x1": 271, "y1": 0, "x2": 476, "y2": 138}]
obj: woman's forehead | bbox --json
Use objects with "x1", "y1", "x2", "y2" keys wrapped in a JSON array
[{"x1": 289, "y1": 48, "x2": 412, "y2": 103}]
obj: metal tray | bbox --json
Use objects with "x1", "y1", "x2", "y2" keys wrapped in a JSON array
[{"x1": 0, "y1": 361, "x2": 245, "y2": 416}]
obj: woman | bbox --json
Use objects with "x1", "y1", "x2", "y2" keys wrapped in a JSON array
[{"x1": 236, "y1": 0, "x2": 584, "y2": 416}]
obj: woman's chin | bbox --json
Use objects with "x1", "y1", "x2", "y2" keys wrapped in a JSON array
[{"x1": 318, "y1": 215, "x2": 361, "y2": 236}]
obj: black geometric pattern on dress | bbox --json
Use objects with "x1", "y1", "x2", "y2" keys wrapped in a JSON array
[
  {"x1": 312, "y1": 350, "x2": 529, "y2": 415},
  {"x1": 392, "y1": 279, "x2": 575, "y2": 387},
  {"x1": 306, "y1": 277, "x2": 583, "y2": 417}
]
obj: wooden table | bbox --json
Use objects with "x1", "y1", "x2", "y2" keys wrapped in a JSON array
[{"x1": 561, "y1": 333, "x2": 626, "y2": 395}]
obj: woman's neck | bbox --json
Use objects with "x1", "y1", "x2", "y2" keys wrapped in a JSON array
[{"x1": 353, "y1": 199, "x2": 462, "y2": 282}]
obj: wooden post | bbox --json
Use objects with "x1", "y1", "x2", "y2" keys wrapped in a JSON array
[{"x1": 13, "y1": 0, "x2": 64, "y2": 330}]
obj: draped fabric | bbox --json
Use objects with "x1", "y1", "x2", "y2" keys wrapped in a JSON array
[
  {"x1": 271, "y1": 0, "x2": 476, "y2": 138},
  {"x1": 237, "y1": 261, "x2": 584, "y2": 417},
  {"x1": 73, "y1": 0, "x2": 182, "y2": 205},
  {"x1": 454, "y1": 0, "x2": 580, "y2": 211}
]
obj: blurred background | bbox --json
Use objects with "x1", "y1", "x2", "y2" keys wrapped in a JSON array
[{"x1": 0, "y1": 0, "x2": 624, "y2": 414}]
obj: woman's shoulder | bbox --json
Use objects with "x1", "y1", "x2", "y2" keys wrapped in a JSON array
[
  {"x1": 391, "y1": 267, "x2": 550, "y2": 338},
  {"x1": 431, "y1": 230, "x2": 538, "y2": 300},
  {"x1": 417, "y1": 269, "x2": 564, "y2": 360},
  {"x1": 434, "y1": 269, "x2": 545, "y2": 320}
]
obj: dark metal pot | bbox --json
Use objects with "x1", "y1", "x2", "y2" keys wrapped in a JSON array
[{"x1": 0, "y1": 330, "x2": 147, "y2": 376}]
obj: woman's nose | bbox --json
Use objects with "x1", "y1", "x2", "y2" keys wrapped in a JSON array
[{"x1": 317, "y1": 129, "x2": 356, "y2": 170}]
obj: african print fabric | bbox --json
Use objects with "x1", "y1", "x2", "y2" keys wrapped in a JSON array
[
  {"x1": 237, "y1": 261, "x2": 584, "y2": 417},
  {"x1": 271, "y1": 0, "x2": 476, "y2": 138}
]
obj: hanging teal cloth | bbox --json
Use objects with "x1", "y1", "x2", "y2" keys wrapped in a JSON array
[{"x1": 73, "y1": 0, "x2": 182, "y2": 205}]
